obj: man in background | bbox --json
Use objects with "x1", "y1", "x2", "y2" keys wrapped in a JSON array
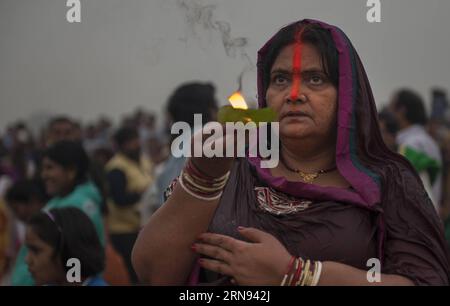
[
  {"x1": 390, "y1": 89, "x2": 443, "y2": 211},
  {"x1": 106, "y1": 127, "x2": 152, "y2": 283},
  {"x1": 141, "y1": 82, "x2": 219, "y2": 218}
]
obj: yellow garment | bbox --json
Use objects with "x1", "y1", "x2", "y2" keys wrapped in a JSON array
[{"x1": 106, "y1": 154, "x2": 153, "y2": 234}]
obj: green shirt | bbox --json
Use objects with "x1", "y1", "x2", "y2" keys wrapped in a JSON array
[{"x1": 11, "y1": 181, "x2": 105, "y2": 286}]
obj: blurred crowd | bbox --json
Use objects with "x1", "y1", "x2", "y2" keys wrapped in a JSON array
[
  {"x1": 0, "y1": 83, "x2": 449, "y2": 285},
  {"x1": 378, "y1": 88, "x2": 450, "y2": 221},
  {"x1": 0, "y1": 82, "x2": 218, "y2": 285}
]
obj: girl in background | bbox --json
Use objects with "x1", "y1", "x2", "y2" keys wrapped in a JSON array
[{"x1": 25, "y1": 207, "x2": 107, "y2": 286}]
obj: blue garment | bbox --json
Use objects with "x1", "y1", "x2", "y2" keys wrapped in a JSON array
[{"x1": 84, "y1": 275, "x2": 108, "y2": 286}]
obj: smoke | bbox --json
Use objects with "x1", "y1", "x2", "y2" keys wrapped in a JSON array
[
  {"x1": 176, "y1": 0, "x2": 252, "y2": 63},
  {"x1": 176, "y1": 0, "x2": 256, "y2": 103}
]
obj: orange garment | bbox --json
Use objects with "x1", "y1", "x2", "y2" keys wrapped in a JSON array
[{"x1": 103, "y1": 243, "x2": 131, "y2": 286}]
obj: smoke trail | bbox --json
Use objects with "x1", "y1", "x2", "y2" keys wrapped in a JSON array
[{"x1": 176, "y1": 0, "x2": 251, "y2": 63}]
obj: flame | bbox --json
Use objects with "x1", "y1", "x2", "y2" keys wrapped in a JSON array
[{"x1": 228, "y1": 91, "x2": 248, "y2": 110}]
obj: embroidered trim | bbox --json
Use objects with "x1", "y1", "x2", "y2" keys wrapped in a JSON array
[
  {"x1": 165, "y1": 180, "x2": 311, "y2": 215},
  {"x1": 163, "y1": 177, "x2": 179, "y2": 202},
  {"x1": 255, "y1": 187, "x2": 312, "y2": 215}
]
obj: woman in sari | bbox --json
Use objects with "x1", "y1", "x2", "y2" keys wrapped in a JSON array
[{"x1": 132, "y1": 19, "x2": 450, "y2": 286}]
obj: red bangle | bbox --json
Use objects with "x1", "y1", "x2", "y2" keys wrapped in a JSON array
[
  {"x1": 188, "y1": 159, "x2": 216, "y2": 180},
  {"x1": 284, "y1": 256, "x2": 296, "y2": 275},
  {"x1": 291, "y1": 258, "x2": 303, "y2": 286}
]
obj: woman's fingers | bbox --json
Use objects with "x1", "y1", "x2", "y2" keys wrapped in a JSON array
[
  {"x1": 197, "y1": 233, "x2": 239, "y2": 253},
  {"x1": 198, "y1": 258, "x2": 233, "y2": 277},
  {"x1": 193, "y1": 242, "x2": 232, "y2": 263}
]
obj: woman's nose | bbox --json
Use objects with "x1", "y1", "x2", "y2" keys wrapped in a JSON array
[
  {"x1": 286, "y1": 93, "x2": 308, "y2": 105},
  {"x1": 285, "y1": 80, "x2": 307, "y2": 104}
]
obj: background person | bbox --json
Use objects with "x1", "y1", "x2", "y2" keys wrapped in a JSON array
[{"x1": 25, "y1": 207, "x2": 107, "y2": 286}]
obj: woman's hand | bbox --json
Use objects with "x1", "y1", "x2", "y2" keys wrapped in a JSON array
[
  {"x1": 190, "y1": 122, "x2": 257, "y2": 178},
  {"x1": 193, "y1": 227, "x2": 292, "y2": 286}
]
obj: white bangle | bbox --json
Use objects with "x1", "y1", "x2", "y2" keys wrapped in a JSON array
[
  {"x1": 311, "y1": 261, "x2": 323, "y2": 286},
  {"x1": 178, "y1": 175, "x2": 223, "y2": 202}
]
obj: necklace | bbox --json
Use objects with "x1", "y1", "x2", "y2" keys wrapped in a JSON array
[{"x1": 280, "y1": 154, "x2": 337, "y2": 183}]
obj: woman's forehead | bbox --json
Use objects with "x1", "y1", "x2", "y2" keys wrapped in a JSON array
[
  {"x1": 25, "y1": 226, "x2": 45, "y2": 245},
  {"x1": 271, "y1": 43, "x2": 323, "y2": 72}
]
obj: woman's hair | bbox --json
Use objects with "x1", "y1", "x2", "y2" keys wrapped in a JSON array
[
  {"x1": 43, "y1": 140, "x2": 90, "y2": 184},
  {"x1": 28, "y1": 207, "x2": 105, "y2": 279},
  {"x1": 393, "y1": 89, "x2": 428, "y2": 125},
  {"x1": 260, "y1": 23, "x2": 339, "y2": 97}
]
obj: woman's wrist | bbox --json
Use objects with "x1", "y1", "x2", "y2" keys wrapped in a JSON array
[
  {"x1": 191, "y1": 157, "x2": 234, "y2": 179},
  {"x1": 279, "y1": 255, "x2": 323, "y2": 286},
  {"x1": 178, "y1": 158, "x2": 232, "y2": 202}
]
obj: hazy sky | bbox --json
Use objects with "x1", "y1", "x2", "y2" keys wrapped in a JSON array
[{"x1": 1, "y1": 0, "x2": 449, "y2": 133}]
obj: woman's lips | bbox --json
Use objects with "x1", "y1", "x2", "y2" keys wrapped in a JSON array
[{"x1": 281, "y1": 111, "x2": 310, "y2": 120}]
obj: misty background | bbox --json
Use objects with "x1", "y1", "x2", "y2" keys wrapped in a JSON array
[{"x1": 1, "y1": 0, "x2": 449, "y2": 133}]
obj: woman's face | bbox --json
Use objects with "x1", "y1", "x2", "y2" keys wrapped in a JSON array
[
  {"x1": 25, "y1": 226, "x2": 64, "y2": 286},
  {"x1": 266, "y1": 43, "x2": 338, "y2": 142},
  {"x1": 41, "y1": 157, "x2": 76, "y2": 196}
]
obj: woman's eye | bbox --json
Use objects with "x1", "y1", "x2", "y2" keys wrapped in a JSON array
[
  {"x1": 309, "y1": 75, "x2": 324, "y2": 85},
  {"x1": 272, "y1": 75, "x2": 289, "y2": 86}
]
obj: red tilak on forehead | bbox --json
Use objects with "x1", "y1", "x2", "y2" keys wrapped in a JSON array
[{"x1": 290, "y1": 28, "x2": 304, "y2": 101}]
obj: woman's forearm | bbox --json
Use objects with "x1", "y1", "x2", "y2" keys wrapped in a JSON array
[
  {"x1": 318, "y1": 261, "x2": 414, "y2": 286},
  {"x1": 132, "y1": 184, "x2": 220, "y2": 285}
]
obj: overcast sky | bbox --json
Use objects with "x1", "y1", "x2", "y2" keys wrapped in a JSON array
[{"x1": 1, "y1": 0, "x2": 449, "y2": 132}]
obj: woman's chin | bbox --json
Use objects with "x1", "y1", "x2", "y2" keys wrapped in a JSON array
[
  {"x1": 280, "y1": 125, "x2": 312, "y2": 140},
  {"x1": 45, "y1": 187, "x2": 59, "y2": 197}
]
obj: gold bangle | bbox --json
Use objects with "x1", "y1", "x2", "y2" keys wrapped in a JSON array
[
  {"x1": 188, "y1": 159, "x2": 231, "y2": 182},
  {"x1": 178, "y1": 174, "x2": 223, "y2": 201},
  {"x1": 188, "y1": 171, "x2": 230, "y2": 186},
  {"x1": 311, "y1": 261, "x2": 322, "y2": 286},
  {"x1": 295, "y1": 257, "x2": 305, "y2": 286},
  {"x1": 280, "y1": 274, "x2": 288, "y2": 286},
  {"x1": 300, "y1": 260, "x2": 310, "y2": 286},
  {"x1": 184, "y1": 169, "x2": 230, "y2": 188},
  {"x1": 305, "y1": 261, "x2": 316, "y2": 286},
  {"x1": 182, "y1": 171, "x2": 227, "y2": 192},
  {"x1": 186, "y1": 160, "x2": 231, "y2": 185}
]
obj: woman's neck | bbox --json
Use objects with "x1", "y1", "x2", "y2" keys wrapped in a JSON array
[
  {"x1": 57, "y1": 184, "x2": 77, "y2": 198},
  {"x1": 280, "y1": 138, "x2": 336, "y2": 173}
]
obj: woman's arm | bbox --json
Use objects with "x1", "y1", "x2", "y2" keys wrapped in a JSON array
[
  {"x1": 132, "y1": 155, "x2": 233, "y2": 285},
  {"x1": 132, "y1": 183, "x2": 219, "y2": 285}
]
